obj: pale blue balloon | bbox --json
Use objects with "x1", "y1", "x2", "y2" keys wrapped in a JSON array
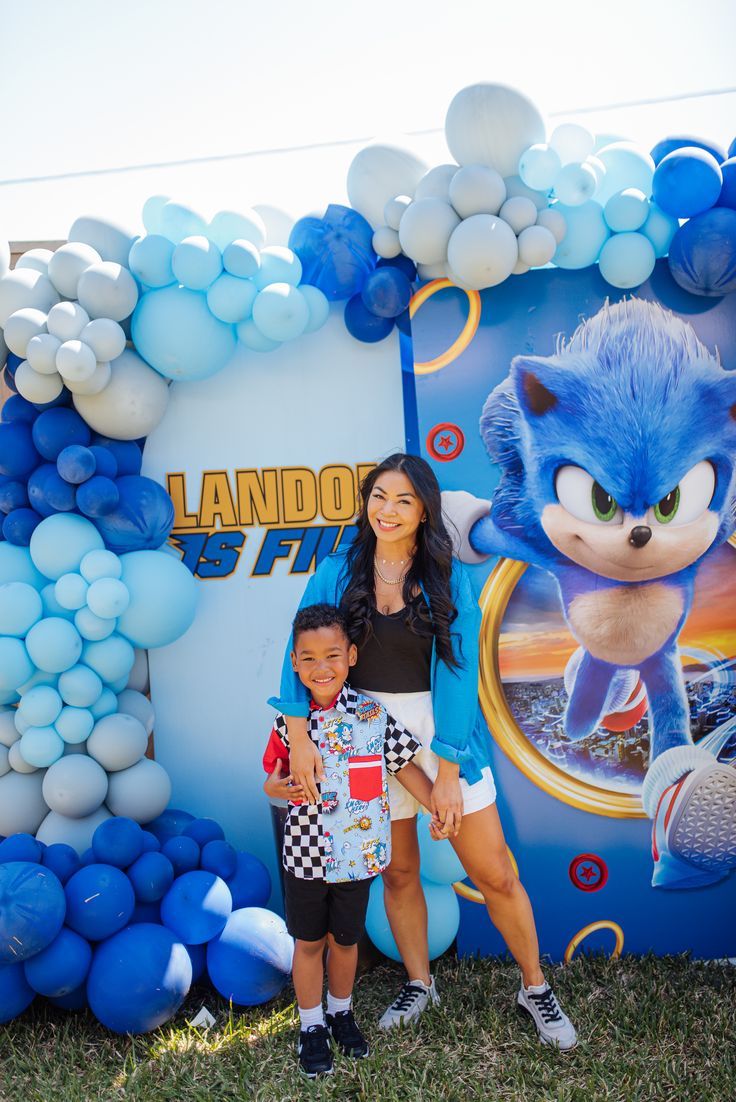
[
  {"x1": 55, "y1": 705, "x2": 95, "y2": 744},
  {"x1": 106, "y1": 674, "x2": 130, "y2": 694},
  {"x1": 0, "y1": 690, "x2": 20, "y2": 706},
  {"x1": 299, "y1": 285, "x2": 330, "y2": 334},
  {"x1": 554, "y1": 162, "x2": 598, "y2": 206},
  {"x1": 141, "y1": 195, "x2": 171, "y2": 235},
  {"x1": 25, "y1": 617, "x2": 83, "y2": 674},
  {"x1": 128, "y1": 235, "x2": 175, "y2": 289},
  {"x1": 235, "y1": 319, "x2": 281, "y2": 353},
  {"x1": 41, "y1": 584, "x2": 76, "y2": 622},
  {"x1": 604, "y1": 189, "x2": 649, "y2": 232},
  {"x1": 131, "y1": 286, "x2": 237, "y2": 382},
  {"x1": 518, "y1": 143, "x2": 561, "y2": 192},
  {"x1": 81, "y1": 634, "x2": 135, "y2": 684},
  {"x1": 417, "y1": 814, "x2": 466, "y2": 885},
  {"x1": 598, "y1": 232, "x2": 656, "y2": 289},
  {"x1": 594, "y1": 142, "x2": 655, "y2": 205},
  {"x1": 365, "y1": 877, "x2": 459, "y2": 962},
  {"x1": 117, "y1": 550, "x2": 198, "y2": 649},
  {"x1": 20, "y1": 725, "x2": 65, "y2": 767},
  {"x1": 86, "y1": 578, "x2": 130, "y2": 620},
  {"x1": 16, "y1": 669, "x2": 58, "y2": 695},
  {"x1": 80, "y1": 550, "x2": 122, "y2": 584},
  {"x1": 252, "y1": 284, "x2": 309, "y2": 342},
  {"x1": 13, "y1": 709, "x2": 30, "y2": 734},
  {"x1": 206, "y1": 274, "x2": 257, "y2": 324},
  {"x1": 55, "y1": 573, "x2": 89, "y2": 612},
  {"x1": 208, "y1": 210, "x2": 266, "y2": 251},
  {"x1": 172, "y1": 237, "x2": 223, "y2": 291},
  {"x1": 222, "y1": 240, "x2": 260, "y2": 279},
  {"x1": 0, "y1": 582, "x2": 43, "y2": 637},
  {"x1": 641, "y1": 203, "x2": 680, "y2": 257},
  {"x1": 158, "y1": 202, "x2": 207, "y2": 245},
  {"x1": 0, "y1": 543, "x2": 45, "y2": 589},
  {"x1": 253, "y1": 247, "x2": 302, "y2": 291},
  {"x1": 90, "y1": 687, "x2": 118, "y2": 720},
  {"x1": 30, "y1": 515, "x2": 104, "y2": 582},
  {"x1": 74, "y1": 606, "x2": 117, "y2": 642},
  {"x1": 552, "y1": 201, "x2": 610, "y2": 269},
  {"x1": 58, "y1": 664, "x2": 103, "y2": 707},
  {"x1": 18, "y1": 685, "x2": 62, "y2": 727}
]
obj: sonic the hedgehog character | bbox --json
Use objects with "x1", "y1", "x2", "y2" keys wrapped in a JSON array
[{"x1": 444, "y1": 298, "x2": 736, "y2": 889}]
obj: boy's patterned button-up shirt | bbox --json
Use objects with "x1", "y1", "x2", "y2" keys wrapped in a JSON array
[{"x1": 271, "y1": 684, "x2": 420, "y2": 883}]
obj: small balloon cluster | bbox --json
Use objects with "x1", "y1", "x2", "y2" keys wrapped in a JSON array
[
  {"x1": 128, "y1": 199, "x2": 330, "y2": 380},
  {"x1": 0, "y1": 811, "x2": 292, "y2": 1034}
]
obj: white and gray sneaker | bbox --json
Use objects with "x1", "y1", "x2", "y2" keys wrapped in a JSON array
[
  {"x1": 517, "y1": 984, "x2": 577, "y2": 1051},
  {"x1": 378, "y1": 977, "x2": 439, "y2": 1029}
]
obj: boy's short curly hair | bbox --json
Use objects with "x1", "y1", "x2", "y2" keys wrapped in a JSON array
[{"x1": 292, "y1": 603, "x2": 351, "y2": 645}]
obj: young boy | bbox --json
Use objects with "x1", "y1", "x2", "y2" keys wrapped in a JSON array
[{"x1": 264, "y1": 603, "x2": 439, "y2": 1078}]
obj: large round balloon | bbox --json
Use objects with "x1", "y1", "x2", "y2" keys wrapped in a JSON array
[
  {"x1": 552, "y1": 201, "x2": 610, "y2": 269},
  {"x1": 64, "y1": 863, "x2": 135, "y2": 940},
  {"x1": 366, "y1": 876, "x2": 459, "y2": 961},
  {"x1": 116, "y1": 549, "x2": 198, "y2": 648},
  {"x1": 161, "y1": 871, "x2": 232, "y2": 944},
  {"x1": 91, "y1": 476, "x2": 175, "y2": 553},
  {"x1": 0, "y1": 422, "x2": 40, "y2": 479},
  {"x1": 446, "y1": 214, "x2": 518, "y2": 289},
  {"x1": 289, "y1": 205, "x2": 377, "y2": 301},
  {"x1": 0, "y1": 771, "x2": 48, "y2": 836},
  {"x1": 23, "y1": 926, "x2": 92, "y2": 997},
  {"x1": 652, "y1": 147, "x2": 723, "y2": 218},
  {"x1": 42, "y1": 754, "x2": 109, "y2": 818},
  {"x1": 132, "y1": 285, "x2": 237, "y2": 381},
  {"x1": 417, "y1": 814, "x2": 466, "y2": 885},
  {"x1": 0, "y1": 862, "x2": 66, "y2": 963},
  {"x1": 206, "y1": 907, "x2": 293, "y2": 1005},
  {"x1": 224, "y1": 851, "x2": 272, "y2": 908},
  {"x1": 445, "y1": 83, "x2": 545, "y2": 177},
  {"x1": 0, "y1": 961, "x2": 35, "y2": 1024},
  {"x1": 105, "y1": 758, "x2": 171, "y2": 823},
  {"x1": 346, "y1": 145, "x2": 427, "y2": 229},
  {"x1": 667, "y1": 207, "x2": 736, "y2": 296},
  {"x1": 36, "y1": 805, "x2": 113, "y2": 855},
  {"x1": 72, "y1": 348, "x2": 169, "y2": 441},
  {"x1": 87, "y1": 922, "x2": 192, "y2": 1034}
]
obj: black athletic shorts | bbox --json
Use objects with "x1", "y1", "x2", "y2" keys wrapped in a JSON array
[{"x1": 283, "y1": 871, "x2": 373, "y2": 945}]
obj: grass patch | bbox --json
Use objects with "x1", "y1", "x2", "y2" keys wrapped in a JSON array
[{"x1": 2, "y1": 955, "x2": 735, "y2": 1102}]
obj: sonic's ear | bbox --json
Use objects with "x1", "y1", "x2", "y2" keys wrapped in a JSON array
[{"x1": 511, "y1": 356, "x2": 560, "y2": 417}]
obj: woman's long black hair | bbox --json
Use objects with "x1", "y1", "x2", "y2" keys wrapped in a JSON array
[{"x1": 341, "y1": 453, "x2": 461, "y2": 669}]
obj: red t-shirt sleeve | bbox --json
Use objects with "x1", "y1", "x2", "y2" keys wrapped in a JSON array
[{"x1": 263, "y1": 726, "x2": 290, "y2": 775}]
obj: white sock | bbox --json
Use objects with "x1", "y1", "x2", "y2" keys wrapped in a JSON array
[
  {"x1": 327, "y1": 991, "x2": 352, "y2": 1016},
  {"x1": 524, "y1": 982, "x2": 548, "y2": 994},
  {"x1": 408, "y1": 977, "x2": 431, "y2": 989},
  {"x1": 299, "y1": 1004, "x2": 325, "y2": 1030}
]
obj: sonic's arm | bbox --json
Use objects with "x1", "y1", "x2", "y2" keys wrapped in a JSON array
[{"x1": 442, "y1": 490, "x2": 553, "y2": 568}]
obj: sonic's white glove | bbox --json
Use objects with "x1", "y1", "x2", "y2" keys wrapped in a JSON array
[{"x1": 441, "y1": 490, "x2": 492, "y2": 565}]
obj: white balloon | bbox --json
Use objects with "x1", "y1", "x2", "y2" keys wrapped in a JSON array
[
  {"x1": 249, "y1": 204, "x2": 291, "y2": 247},
  {"x1": 399, "y1": 198, "x2": 460, "y2": 265},
  {"x1": 517, "y1": 225, "x2": 557, "y2": 267},
  {"x1": 80, "y1": 317, "x2": 126, "y2": 361},
  {"x1": 77, "y1": 261, "x2": 138, "y2": 322},
  {"x1": 8, "y1": 740, "x2": 39, "y2": 773},
  {"x1": 3, "y1": 307, "x2": 48, "y2": 357},
  {"x1": 445, "y1": 83, "x2": 546, "y2": 177},
  {"x1": 414, "y1": 164, "x2": 458, "y2": 202},
  {"x1": 372, "y1": 226, "x2": 402, "y2": 259},
  {"x1": 26, "y1": 332, "x2": 62, "y2": 374},
  {"x1": 36, "y1": 805, "x2": 112, "y2": 854},
  {"x1": 56, "y1": 339, "x2": 97, "y2": 383},
  {"x1": 0, "y1": 744, "x2": 9, "y2": 778},
  {"x1": 447, "y1": 214, "x2": 518, "y2": 290},
  {"x1": 105, "y1": 757, "x2": 171, "y2": 822},
  {"x1": 535, "y1": 208, "x2": 568, "y2": 244},
  {"x1": 0, "y1": 711, "x2": 20, "y2": 747},
  {"x1": 47, "y1": 301, "x2": 91, "y2": 342},
  {"x1": 14, "y1": 360, "x2": 64, "y2": 404},
  {"x1": 0, "y1": 770, "x2": 47, "y2": 834},
  {"x1": 126, "y1": 648, "x2": 150, "y2": 693},
  {"x1": 347, "y1": 143, "x2": 428, "y2": 229},
  {"x1": 72, "y1": 347, "x2": 169, "y2": 439},
  {"x1": 503, "y1": 174, "x2": 548, "y2": 211},
  {"x1": 116, "y1": 689, "x2": 155, "y2": 736},
  {"x1": 512, "y1": 259, "x2": 531, "y2": 275},
  {"x1": 449, "y1": 165, "x2": 506, "y2": 218},
  {"x1": 16, "y1": 248, "x2": 54, "y2": 275},
  {"x1": 416, "y1": 261, "x2": 448, "y2": 282},
  {"x1": 384, "y1": 196, "x2": 412, "y2": 231},
  {"x1": 68, "y1": 215, "x2": 137, "y2": 267},
  {"x1": 42, "y1": 754, "x2": 108, "y2": 818},
  {"x1": 0, "y1": 268, "x2": 60, "y2": 327},
  {"x1": 64, "y1": 359, "x2": 111, "y2": 396},
  {"x1": 87, "y1": 712, "x2": 148, "y2": 771},
  {"x1": 47, "y1": 242, "x2": 101, "y2": 298},
  {"x1": 550, "y1": 123, "x2": 595, "y2": 165},
  {"x1": 498, "y1": 197, "x2": 538, "y2": 234}
]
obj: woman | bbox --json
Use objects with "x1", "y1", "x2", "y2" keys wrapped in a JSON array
[{"x1": 272, "y1": 453, "x2": 577, "y2": 1049}]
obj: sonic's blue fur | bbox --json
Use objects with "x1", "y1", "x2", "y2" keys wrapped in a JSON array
[{"x1": 474, "y1": 299, "x2": 736, "y2": 766}]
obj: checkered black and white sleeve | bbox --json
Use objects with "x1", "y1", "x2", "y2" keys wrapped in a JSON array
[
  {"x1": 383, "y1": 714, "x2": 421, "y2": 775},
  {"x1": 273, "y1": 713, "x2": 290, "y2": 750},
  {"x1": 282, "y1": 804, "x2": 325, "y2": 879}
]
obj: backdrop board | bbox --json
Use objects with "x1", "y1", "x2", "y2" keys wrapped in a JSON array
[
  {"x1": 142, "y1": 315, "x2": 406, "y2": 896},
  {"x1": 405, "y1": 262, "x2": 736, "y2": 961}
]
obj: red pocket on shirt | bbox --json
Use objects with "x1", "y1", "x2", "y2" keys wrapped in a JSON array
[{"x1": 348, "y1": 754, "x2": 383, "y2": 802}]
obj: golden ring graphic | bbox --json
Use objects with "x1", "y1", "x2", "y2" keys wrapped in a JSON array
[
  {"x1": 564, "y1": 920, "x2": 624, "y2": 963},
  {"x1": 409, "y1": 278, "x2": 481, "y2": 376},
  {"x1": 453, "y1": 845, "x2": 519, "y2": 904}
]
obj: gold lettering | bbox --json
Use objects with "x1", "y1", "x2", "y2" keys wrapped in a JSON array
[
  {"x1": 200, "y1": 471, "x2": 238, "y2": 528},
  {"x1": 167, "y1": 473, "x2": 199, "y2": 529},
  {"x1": 319, "y1": 465, "x2": 357, "y2": 522},
  {"x1": 236, "y1": 469, "x2": 279, "y2": 526},
  {"x1": 281, "y1": 468, "x2": 318, "y2": 523}
]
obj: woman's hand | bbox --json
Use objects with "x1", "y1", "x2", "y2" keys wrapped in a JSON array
[
  {"x1": 430, "y1": 759, "x2": 463, "y2": 837},
  {"x1": 286, "y1": 716, "x2": 325, "y2": 804},
  {"x1": 263, "y1": 760, "x2": 306, "y2": 802}
]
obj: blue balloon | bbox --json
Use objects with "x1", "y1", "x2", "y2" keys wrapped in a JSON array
[
  {"x1": 200, "y1": 840, "x2": 237, "y2": 880},
  {"x1": 0, "y1": 636, "x2": 34, "y2": 690},
  {"x1": 41, "y1": 843, "x2": 80, "y2": 885},
  {"x1": 0, "y1": 862, "x2": 66, "y2": 964},
  {"x1": 0, "y1": 543, "x2": 43, "y2": 589},
  {"x1": 58, "y1": 664, "x2": 103, "y2": 707},
  {"x1": 131, "y1": 901, "x2": 162, "y2": 924},
  {"x1": 57, "y1": 445, "x2": 96, "y2": 485},
  {"x1": 298, "y1": 284, "x2": 330, "y2": 334},
  {"x1": 91, "y1": 476, "x2": 175, "y2": 553},
  {"x1": 0, "y1": 833, "x2": 43, "y2": 864},
  {"x1": 366, "y1": 877, "x2": 459, "y2": 962},
  {"x1": 127, "y1": 852, "x2": 175, "y2": 902},
  {"x1": 603, "y1": 189, "x2": 649, "y2": 232},
  {"x1": 226, "y1": 851, "x2": 272, "y2": 908},
  {"x1": 222, "y1": 239, "x2": 260, "y2": 279},
  {"x1": 0, "y1": 422, "x2": 39, "y2": 479},
  {"x1": 2, "y1": 508, "x2": 43, "y2": 546},
  {"x1": 145, "y1": 807, "x2": 195, "y2": 844},
  {"x1": 377, "y1": 254, "x2": 417, "y2": 282},
  {"x1": 140, "y1": 830, "x2": 161, "y2": 853},
  {"x1": 652, "y1": 148, "x2": 723, "y2": 218},
  {"x1": 183, "y1": 818, "x2": 225, "y2": 847},
  {"x1": 128, "y1": 234, "x2": 176, "y2": 289},
  {"x1": 185, "y1": 941, "x2": 207, "y2": 982},
  {"x1": 116, "y1": 550, "x2": 198, "y2": 649},
  {"x1": 92, "y1": 816, "x2": 145, "y2": 868},
  {"x1": 28, "y1": 464, "x2": 69, "y2": 519},
  {"x1": 1, "y1": 395, "x2": 36, "y2": 425},
  {"x1": 641, "y1": 203, "x2": 680, "y2": 258},
  {"x1": 88, "y1": 445, "x2": 118, "y2": 480},
  {"x1": 172, "y1": 237, "x2": 223, "y2": 291},
  {"x1": 206, "y1": 273, "x2": 257, "y2": 324},
  {"x1": 25, "y1": 616, "x2": 83, "y2": 674},
  {"x1": 289, "y1": 204, "x2": 377, "y2": 301},
  {"x1": 74, "y1": 606, "x2": 116, "y2": 642},
  {"x1": 81, "y1": 633, "x2": 135, "y2": 683},
  {"x1": 161, "y1": 835, "x2": 200, "y2": 875},
  {"x1": 76, "y1": 475, "x2": 120, "y2": 518},
  {"x1": 160, "y1": 871, "x2": 232, "y2": 944},
  {"x1": 252, "y1": 284, "x2": 309, "y2": 342},
  {"x1": 668, "y1": 207, "x2": 736, "y2": 296},
  {"x1": 32, "y1": 409, "x2": 90, "y2": 462},
  {"x1": 395, "y1": 308, "x2": 412, "y2": 336},
  {"x1": 55, "y1": 572, "x2": 89, "y2": 611},
  {"x1": 19, "y1": 725, "x2": 64, "y2": 766},
  {"x1": 29, "y1": 512, "x2": 104, "y2": 581},
  {"x1": 598, "y1": 232, "x2": 656, "y2": 289},
  {"x1": 158, "y1": 201, "x2": 207, "y2": 244},
  {"x1": 87, "y1": 922, "x2": 192, "y2": 1034},
  {"x1": 0, "y1": 479, "x2": 29, "y2": 514},
  {"x1": 417, "y1": 814, "x2": 466, "y2": 885},
  {"x1": 89, "y1": 687, "x2": 117, "y2": 719},
  {"x1": 344, "y1": 295, "x2": 395, "y2": 343},
  {"x1": 650, "y1": 134, "x2": 726, "y2": 167},
  {"x1": 361, "y1": 267, "x2": 412, "y2": 318},
  {"x1": 717, "y1": 156, "x2": 736, "y2": 211},
  {"x1": 0, "y1": 581, "x2": 42, "y2": 636},
  {"x1": 23, "y1": 926, "x2": 92, "y2": 997},
  {"x1": 206, "y1": 907, "x2": 293, "y2": 1006},
  {"x1": 253, "y1": 247, "x2": 302, "y2": 291},
  {"x1": 132, "y1": 285, "x2": 237, "y2": 382},
  {"x1": 552, "y1": 201, "x2": 610, "y2": 269},
  {"x1": 65, "y1": 864, "x2": 136, "y2": 940},
  {"x1": 91, "y1": 437, "x2": 140, "y2": 476},
  {"x1": 0, "y1": 962, "x2": 35, "y2": 1023},
  {"x1": 18, "y1": 684, "x2": 62, "y2": 725},
  {"x1": 236, "y1": 319, "x2": 281, "y2": 353},
  {"x1": 48, "y1": 981, "x2": 88, "y2": 1011}
]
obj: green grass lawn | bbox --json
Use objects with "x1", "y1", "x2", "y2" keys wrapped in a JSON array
[{"x1": 3, "y1": 954, "x2": 735, "y2": 1102}]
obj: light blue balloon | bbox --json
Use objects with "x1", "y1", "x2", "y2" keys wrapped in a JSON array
[
  {"x1": 518, "y1": 143, "x2": 561, "y2": 192},
  {"x1": 253, "y1": 247, "x2": 302, "y2": 291},
  {"x1": 16, "y1": 669, "x2": 58, "y2": 695},
  {"x1": 141, "y1": 195, "x2": 171, "y2": 235},
  {"x1": 74, "y1": 606, "x2": 117, "y2": 642},
  {"x1": 106, "y1": 674, "x2": 130, "y2": 694},
  {"x1": 417, "y1": 814, "x2": 466, "y2": 885},
  {"x1": 594, "y1": 142, "x2": 655, "y2": 205},
  {"x1": 222, "y1": 240, "x2": 260, "y2": 279},
  {"x1": 13, "y1": 709, "x2": 30, "y2": 734},
  {"x1": 55, "y1": 573, "x2": 89, "y2": 612},
  {"x1": 0, "y1": 690, "x2": 20, "y2": 706},
  {"x1": 80, "y1": 550, "x2": 122, "y2": 584},
  {"x1": 235, "y1": 319, "x2": 281, "y2": 353},
  {"x1": 208, "y1": 210, "x2": 266, "y2": 251},
  {"x1": 81, "y1": 634, "x2": 135, "y2": 684},
  {"x1": 158, "y1": 202, "x2": 207, "y2": 245},
  {"x1": 641, "y1": 202, "x2": 680, "y2": 257},
  {"x1": 0, "y1": 543, "x2": 45, "y2": 589},
  {"x1": 552, "y1": 201, "x2": 610, "y2": 269},
  {"x1": 18, "y1": 685, "x2": 62, "y2": 727},
  {"x1": 366, "y1": 877, "x2": 459, "y2": 962},
  {"x1": 58, "y1": 664, "x2": 103, "y2": 708},
  {"x1": 55, "y1": 705, "x2": 95, "y2": 744},
  {"x1": 20, "y1": 725, "x2": 64, "y2": 767},
  {"x1": 117, "y1": 550, "x2": 198, "y2": 649},
  {"x1": 0, "y1": 582, "x2": 43, "y2": 637},
  {"x1": 598, "y1": 232, "x2": 656, "y2": 289},
  {"x1": 554, "y1": 162, "x2": 598, "y2": 206},
  {"x1": 41, "y1": 584, "x2": 76, "y2": 622},
  {"x1": 86, "y1": 578, "x2": 130, "y2": 620},
  {"x1": 171, "y1": 237, "x2": 223, "y2": 291},
  {"x1": 90, "y1": 687, "x2": 118, "y2": 720},
  {"x1": 299, "y1": 285, "x2": 330, "y2": 334},
  {"x1": 604, "y1": 189, "x2": 649, "y2": 232},
  {"x1": 252, "y1": 284, "x2": 309, "y2": 342},
  {"x1": 25, "y1": 617, "x2": 83, "y2": 674},
  {"x1": 206, "y1": 274, "x2": 257, "y2": 324},
  {"x1": 30, "y1": 514, "x2": 104, "y2": 582},
  {"x1": 131, "y1": 286, "x2": 237, "y2": 382},
  {"x1": 128, "y1": 235, "x2": 175, "y2": 289}
]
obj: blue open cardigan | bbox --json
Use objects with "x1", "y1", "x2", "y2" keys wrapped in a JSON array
[{"x1": 268, "y1": 547, "x2": 490, "y2": 784}]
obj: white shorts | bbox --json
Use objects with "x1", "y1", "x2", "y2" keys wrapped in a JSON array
[{"x1": 357, "y1": 689, "x2": 497, "y2": 822}]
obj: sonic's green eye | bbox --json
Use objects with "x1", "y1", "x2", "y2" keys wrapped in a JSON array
[
  {"x1": 654, "y1": 486, "x2": 680, "y2": 524},
  {"x1": 591, "y1": 482, "x2": 618, "y2": 522}
]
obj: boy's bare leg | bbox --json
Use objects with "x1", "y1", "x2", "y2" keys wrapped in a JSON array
[
  {"x1": 292, "y1": 937, "x2": 327, "y2": 1009},
  {"x1": 326, "y1": 934, "x2": 358, "y2": 1000}
]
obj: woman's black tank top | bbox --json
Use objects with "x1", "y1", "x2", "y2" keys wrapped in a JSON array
[{"x1": 351, "y1": 593, "x2": 433, "y2": 692}]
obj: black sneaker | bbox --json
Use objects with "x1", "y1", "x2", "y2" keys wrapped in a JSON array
[
  {"x1": 297, "y1": 1024, "x2": 334, "y2": 1077},
  {"x1": 326, "y1": 1009, "x2": 370, "y2": 1058}
]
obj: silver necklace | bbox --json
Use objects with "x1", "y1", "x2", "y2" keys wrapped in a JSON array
[{"x1": 374, "y1": 558, "x2": 408, "y2": 586}]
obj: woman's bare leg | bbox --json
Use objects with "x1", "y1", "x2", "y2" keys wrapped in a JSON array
[{"x1": 381, "y1": 816, "x2": 431, "y2": 985}]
